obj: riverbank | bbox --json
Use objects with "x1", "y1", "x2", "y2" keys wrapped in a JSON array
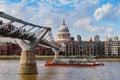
[
  {"x1": 0, "y1": 56, "x2": 120, "y2": 61},
  {"x1": 96, "y1": 58, "x2": 120, "y2": 61},
  {"x1": 0, "y1": 56, "x2": 54, "y2": 60}
]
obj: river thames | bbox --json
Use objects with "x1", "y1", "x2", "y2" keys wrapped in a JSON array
[{"x1": 0, "y1": 60, "x2": 120, "y2": 80}]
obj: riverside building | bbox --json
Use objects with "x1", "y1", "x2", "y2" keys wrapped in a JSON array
[
  {"x1": 105, "y1": 36, "x2": 120, "y2": 56},
  {"x1": 56, "y1": 19, "x2": 105, "y2": 57},
  {"x1": 1, "y1": 19, "x2": 120, "y2": 57},
  {"x1": 82, "y1": 37, "x2": 104, "y2": 57}
]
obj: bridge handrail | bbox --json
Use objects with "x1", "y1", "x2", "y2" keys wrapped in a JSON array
[{"x1": 0, "y1": 11, "x2": 50, "y2": 29}]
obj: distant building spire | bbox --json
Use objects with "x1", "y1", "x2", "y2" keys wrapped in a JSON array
[
  {"x1": 62, "y1": 18, "x2": 65, "y2": 25},
  {"x1": 89, "y1": 37, "x2": 93, "y2": 42}
]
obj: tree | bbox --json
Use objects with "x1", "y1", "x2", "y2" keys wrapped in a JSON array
[
  {"x1": 45, "y1": 51, "x2": 50, "y2": 56},
  {"x1": 39, "y1": 52, "x2": 44, "y2": 55},
  {"x1": 1, "y1": 47, "x2": 4, "y2": 55},
  {"x1": 99, "y1": 52, "x2": 105, "y2": 57}
]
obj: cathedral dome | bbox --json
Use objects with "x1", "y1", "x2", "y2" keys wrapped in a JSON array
[
  {"x1": 59, "y1": 25, "x2": 69, "y2": 32},
  {"x1": 58, "y1": 19, "x2": 69, "y2": 32},
  {"x1": 57, "y1": 19, "x2": 71, "y2": 42}
]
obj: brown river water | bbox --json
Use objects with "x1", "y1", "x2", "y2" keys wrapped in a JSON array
[{"x1": 0, "y1": 60, "x2": 120, "y2": 80}]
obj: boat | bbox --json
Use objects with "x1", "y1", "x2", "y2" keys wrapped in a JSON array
[
  {"x1": 45, "y1": 58, "x2": 104, "y2": 66},
  {"x1": 45, "y1": 45, "x2": 104, "y2": 67}
]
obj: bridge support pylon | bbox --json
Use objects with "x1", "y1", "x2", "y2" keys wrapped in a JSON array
[
  {"x1": 17, "y1": 28, "x2": 49, "y2": 74},
  {"x1": 18, "y1": 49, "x2": 38, "y2": 74},
  {"x1": 17, "y1": 40, "x2": 38, "y2": 74}
]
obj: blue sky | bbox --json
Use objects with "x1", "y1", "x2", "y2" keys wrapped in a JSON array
[{"x1": 0, "y1": 0, "x2": 120, "y2": 41}]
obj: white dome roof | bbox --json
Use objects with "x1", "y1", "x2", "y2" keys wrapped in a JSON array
[{"x1": 59, "y1": 25, "x2": 69, "y2": 32}]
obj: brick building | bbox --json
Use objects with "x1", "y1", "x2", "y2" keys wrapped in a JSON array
[{"x1": 0, "y1": 42, "x2": 54, "y2": 56}]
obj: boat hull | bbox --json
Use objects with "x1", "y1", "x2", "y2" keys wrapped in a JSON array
[{"x1": 45, "y1": 63, "x2": 104, "y2": 66}]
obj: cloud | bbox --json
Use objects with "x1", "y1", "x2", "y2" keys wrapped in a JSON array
[
  {"x1": 58, "y1": 0, "x2": 74, "y2": 5},
  {"x1": 0, "y1": 0, "x2": 99, "y2": 25},
  {"x1": 111, "y1": 3, "x2": 120, "y2": 20},
  {"x1": 71, "y1": 0, "x2": 99, "y2": 7},
  {"x1": 94, "y1": 3, "x2": 112, "y2": 21},
  {"x1": 104, "y1": 28, "x2": 114, "y2": 38},
  {"x1": 74, "y1": 17, "x2": 90, "y2": 28},
  {"x1": 44, "y1": 18, "x2": 53, "y2": 27},
  {"x1": 0, "y1": 0, "x2": 8, "y2": 12},
  {"x1": 0, "y1": 0, "x2": 118, "y2": 40},
  {"x1": 94, "y1": 3, "x2": 120, "y2": 21},
  {"x1": 73, "y1": 17, "x2": 114, "y2": 39},
  {"x1": 73, "y1": 17, "x2": 103, "y2": 32}
]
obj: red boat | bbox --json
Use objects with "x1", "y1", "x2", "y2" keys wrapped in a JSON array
[{"x1": 45, "y1": 58, "x2": 104, "y2": 66}]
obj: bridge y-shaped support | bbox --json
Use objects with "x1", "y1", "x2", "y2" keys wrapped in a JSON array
[
  {"x1": 17, "y1": 28, "x2": 49, "y2": 74},
  {"x1": 52, "y1": 42, "x2": 65, "y2": 62}
]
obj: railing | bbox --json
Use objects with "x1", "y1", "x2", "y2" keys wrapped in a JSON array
[{"x1": 0, "y1": 11, "x2": 59, "y2": 50}]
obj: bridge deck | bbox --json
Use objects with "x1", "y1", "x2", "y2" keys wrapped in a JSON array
[
  {"x1": 0, "y1": 12, "x2": 59, "y2": 50},
  {"x1": 0, "y1": 24, "x2": 35, "y2": 41}
]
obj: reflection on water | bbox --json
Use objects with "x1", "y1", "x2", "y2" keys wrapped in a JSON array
[
  {"x1": 0, "y1": 60, "x2": 120, "y2": 80},
  {"x1": 19, "y1": 74, "x2": 37, "y2": 80},
  {"x1": 38, "y1": 67, "x2": 56, "y2": 80}
]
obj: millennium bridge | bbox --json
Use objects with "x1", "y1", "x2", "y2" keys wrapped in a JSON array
[{"x1": 0, "y1": 11, "x2": 60, "y2": 74}]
